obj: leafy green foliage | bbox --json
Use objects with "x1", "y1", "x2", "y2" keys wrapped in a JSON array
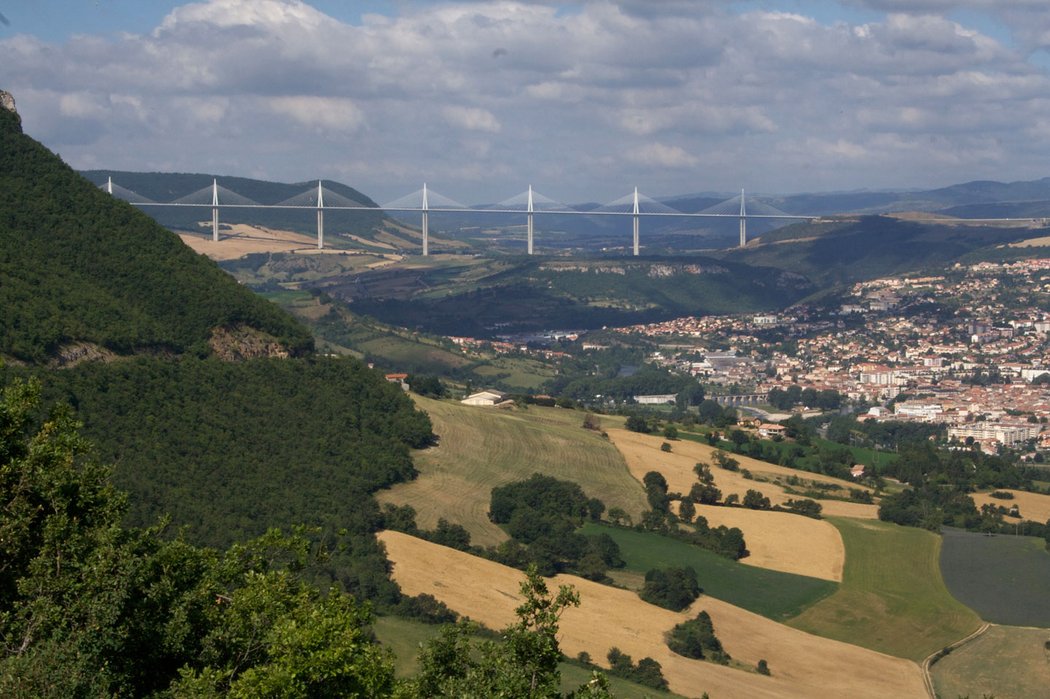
[
  {"x1": 625, "y1": 415, "x2": 650, "y2": 433},
  {"x1": 10, "y1": 357, "x2": 431, "y2": 551},
  {"x1": 605, "y1": 648, "x2": 668, "y2": 691},
  {"x1": 640, "y1": 567, "x2": 701, "y2": 611},
  {"x1": 0, "y1": 377, "x2": 395, "y2": 697},
  {"x1": 408, "y1": 568, "x2": 612, "y2": 698},
  {"x1": 666, "y1": 610, "x2": 729, "y2": 664},
  {"x1": 488, "y1": 475, "x2": 622, "y2": 578},
  {"x1": 0, "y1": 110, "x2": 312, "y2": 362}
]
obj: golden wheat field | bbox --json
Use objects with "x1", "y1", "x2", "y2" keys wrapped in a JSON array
[
  {"x1": 971, "y1": 488, "x2": 1050, "y2": 524},
  {"x1": 607, "y1": 428, "x2": 878, "y2": 519},
  {"x1": 379, "y1": 531, "x2": 926, "y2": 699},
  {"x1": 690, "y1": 504, "x2": 844, "y2": 582}
]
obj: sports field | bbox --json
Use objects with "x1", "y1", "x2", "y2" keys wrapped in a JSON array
[
  {"x1": 381, "y1": 531, "x2": 927, "y2": 699},
  {"x1": 930, "y1": 624, "x2": 1050, "y2": 699},
  {"x1": 579, "y1": 523, "x2": 837, "y2": 620},
  {"x1": 787, "y1": 518, "x2": 982, "y2": 661},
  {"x1": 939, "y1": 527, "x2": 1050, "y2": 626},
  {"x1": 377, "y1": 398, "x2": 647, "y2": 546}
]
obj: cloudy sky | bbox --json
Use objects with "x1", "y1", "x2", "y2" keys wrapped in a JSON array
[{"x1": 3, "y1": 0, "x2": 1050, "y2": 205}]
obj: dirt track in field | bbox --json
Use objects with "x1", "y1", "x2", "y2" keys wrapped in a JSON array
[{"x1": 380, "y1": 531, "x2": 926, "y2": 699}]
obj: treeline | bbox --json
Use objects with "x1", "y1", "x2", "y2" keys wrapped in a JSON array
[
  {"x1": 0, "y1": 108, "x2": 312, "y2": 363},
  {"x1": 877, "y1": 440, "x2": 1040, "y2": 533},
  {"x1": 4, "y1": 356, "x2": 433, "y2": 603},
  {"x1": 0, "y1": 379, "x2": 612, "y2": 696}
]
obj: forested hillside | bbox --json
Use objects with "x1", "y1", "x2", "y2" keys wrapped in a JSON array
[{"x1": 0, "y1": 107, "x2": 312, "y2": 363}]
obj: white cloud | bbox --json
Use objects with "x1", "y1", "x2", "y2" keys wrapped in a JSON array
[
  {"x1": 441, "y1": 105, "x2": 501, "y2": 133},
  {"x1": 627, "y1": 143, "x2": 699, "y2": 168},
  {"x1": 268, "y1": 96, "x2": 365, "y2": 131},
  {"x1": 2, "y1": 0, "x2": 1050, "y2": 201}
]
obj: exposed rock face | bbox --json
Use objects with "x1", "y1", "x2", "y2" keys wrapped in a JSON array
[
  {"x1": 49, "y1": 342, "x2": 118, "y2": 368},
  {"x1": 209, "y1": 324, "x2": 292, "y2": 361},
  {"x1": 0, "y1": 90, "x2": 16, "y2": 114}
]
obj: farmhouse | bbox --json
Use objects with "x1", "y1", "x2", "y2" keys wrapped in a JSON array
[
  {"x1": 758, "y1": 423, "x2": 786, "y2": 438},
  {"x1": 384, "y1": 373, "x2": 409, "y2": 391},
  {"x1": 461, "y1": 390, "x2": 509, "y2": 407}
]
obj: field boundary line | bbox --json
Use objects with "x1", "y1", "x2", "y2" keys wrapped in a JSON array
[{"x1": 921, "y1": 622, "x2": 990, "y2": 699}]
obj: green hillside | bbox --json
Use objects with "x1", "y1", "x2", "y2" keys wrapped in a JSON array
[
  {"x1": 0, "y1": 108, "x2": 312, "y2": 363},
  {"x1": 339, "y1": 256, "x2": 815, "y2": 336},
  {"x1": 721, "y1": 215, "x2": 1043, "y2": 287}
]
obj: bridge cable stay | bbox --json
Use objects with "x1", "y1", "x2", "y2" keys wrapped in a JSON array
[
  {"x1": 697, "y1": 191, "x2": 795, "y2": 247},
  {"x1": 595, "y1": 189, "x2": 681, "y2": 255},
  {"x1": 381, "y1": 186, "x2": 469, "y2": 256},
  {"x1": 98, "y1": 177, "x2": 156, "y2": 204},
  {"x1": 490, "y1": 187, "x2": 572, "y2": 254}
]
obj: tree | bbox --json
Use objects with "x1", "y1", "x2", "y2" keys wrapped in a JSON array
[
  {"x1": 0, "y1": 377, "x2": 397, "y2": 697},
  {"x1": 712, "y1": 450, "x2": 739, "y2": 472},
  {"x1": 640, "y1": 567, "x2": 701, "y2": 611},
  {"x1": 643, "y1": 471, "x2": 670, "y2": 512},
  {"x1": 678, "y1": 498, "x2": 696, "y2": 523},
  {"x1": 666, "y1": 610, "x2": 729, "y2": 664},
  {"x1": 689, "y1": 482, "x2": 722, "y2": 505},
  {"x1": 411, "y1": 567, "x2": 611, "y2": 698},
  {"x1": 742, "y1": 489, "x2": 772, "y2": 510},
  {"x1": 662, "y1": 424, "x2": 679, "y2": 440},
  {"x1": 625, "y1": 415, "x2": 650, "y2": 433}
]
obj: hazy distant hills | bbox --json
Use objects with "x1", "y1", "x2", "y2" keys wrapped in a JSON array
[
  {"x1": 333, "y1": 256, "x2": 816, "y2": 336},
  {"x1": 667, "y1": 177, "x2": 1050, "y2": 218},
  {"x1": 85, "y1": 168, "x2": 1050, "y2": 254},
  {"x1": 717, "y1": 215, "x2": 1044, "y2": 289}
]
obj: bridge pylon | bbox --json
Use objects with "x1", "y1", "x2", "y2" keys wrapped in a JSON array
[
  {"x1": 632, "y1": 187, "x2": 640, "y2": 256},
  {"x1": 421, "y1": 183, "x2": 429, "y2": 256},
  {"x1": 527, "y1": 184, "x2": 534, "y2": 255},
  {"x1": 211, "y1": 179, "x2": 219, "y2": 243},
  {"x1": 739, "y1": 188, "x2": 746, "y2": 248},
  {"x1": 316, "y1": 180, "x2": 325, "y2": 250}
]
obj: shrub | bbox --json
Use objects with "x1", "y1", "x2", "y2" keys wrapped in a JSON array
[
  {"x1": 660, "y1": 442, "x2": 672, "y2": 452},
  {"x1": 757, "y1": 659, "x2": 770, "y2": 675}
]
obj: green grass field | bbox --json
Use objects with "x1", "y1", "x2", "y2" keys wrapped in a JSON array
[
  {"x1": 786, "y1": 518, "x2": 981, "y2": 661},
  {"x1": 939, "y1": 528, "x2": 1050, "y2": 627},
  {"x1": 930, "y1": 624, "x2": 1050, "y2": 699},
  {"x1": 373, "y1": 616, "x2": 444, "y2": 678},
  {"x1": 579, "y1": 523, "x2": 837, "y2": 621},
  {"x1": 378, "y1": 397, "x2": 648, "y2": 546}
]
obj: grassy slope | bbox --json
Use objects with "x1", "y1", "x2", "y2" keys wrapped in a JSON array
[
  {"x1": 579, "y1": 523, "x2": 837, "y2": 622},
  {"x1": 377, "y1": 398, "x2": 647, "y2": 546},
  {"x1": 930, "y1": 625, "x2": 1050, "y2": 699},
  {"x1": 787, "y1": 518, "x2": 981, "y2": 661}
]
